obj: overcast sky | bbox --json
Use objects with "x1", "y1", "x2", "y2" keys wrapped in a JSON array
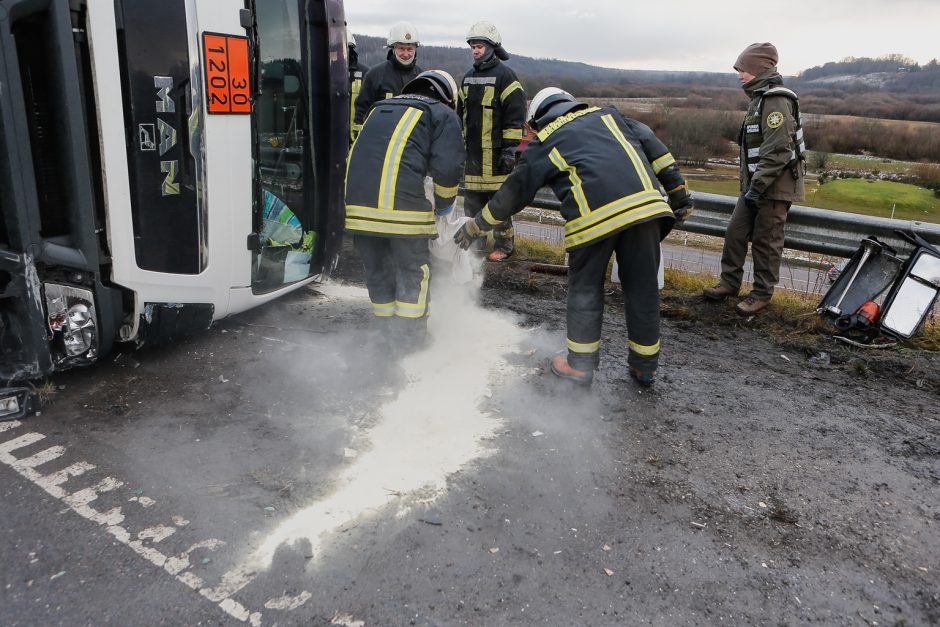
[{"x1": 344, "y1": 0, "x2": 940, "y2": 75}]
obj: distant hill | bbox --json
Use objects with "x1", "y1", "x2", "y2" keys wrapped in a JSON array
[
  {"x1": 354, "y1": 38, "x2": 940, "y2": 122},
  {"x1": 353, "y1": 34, "x2": 737, "y2": 96}
]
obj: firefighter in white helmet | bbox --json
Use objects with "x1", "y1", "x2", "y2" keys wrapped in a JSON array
[
  {"x1": 454, "y1": 87, "x2": 693, "y2": 387},
  {"x1": 346, "y1": 70, "x2": 465, "y2": 352},
  {"x1": 353, "y1": 22, "x2": 423, "y2": 138},
  {"x1": 347, "y1": 33, "x2": 371, "y2": 144},
  {"x1": 457, "y1": 21, "x2": 526, "y2": 261}
]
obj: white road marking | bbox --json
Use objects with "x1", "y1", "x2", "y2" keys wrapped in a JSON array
[
  {"x1": 264, "y1": 592, "x2": 312, "y2": 610},
  {"x1": 0, "y1": 425, "x2": 304, "y2": 624}
]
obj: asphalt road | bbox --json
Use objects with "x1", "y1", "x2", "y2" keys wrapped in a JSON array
[{"x1": 1, "y1": 257, "x2": 937, "y2": 626}]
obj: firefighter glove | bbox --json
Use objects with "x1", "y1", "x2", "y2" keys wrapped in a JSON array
[
  {"x1": 498, "y1": 152, "x2": 516, "y2": 175},
  {"x1": 667, "y1": 184, "x2": 692, "y2": 222},
  {"x1": 672, "y1": 200, "x2": 693, "y2": 223},
  {"x1": 454, "y1": 216, "x2": 484, "y2": 250},
  {"x1": 743, "y1": 188, "x2": 762, "y2": 210}
]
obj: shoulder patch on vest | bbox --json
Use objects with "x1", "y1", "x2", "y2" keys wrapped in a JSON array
[{"x1": 766, "y1": 111, "x2": 784, "y2": 129}]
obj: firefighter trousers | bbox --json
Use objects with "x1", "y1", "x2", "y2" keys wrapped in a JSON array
[
  {"x1": 566, "y1": 220, "x2": 662, "y2": 376},
  {"x1": 353, "y1": 235, "x2": 431, "y2": 348},
  {"x1": 464, "y1": 190, "x2": 514, "y2": 253}
]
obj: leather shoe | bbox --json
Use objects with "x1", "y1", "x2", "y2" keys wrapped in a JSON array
[
  {"x1": 629, "y1": 367, "x2": 655, "y2": 388},
  {"x1": 703, "y1": 284, "x2": 737, "y2": 301},
  {"x1": 736, "y1": 295, "x2": 770, "y2": 315},
  {"x1": 550, "y1": 356, "x2": 593, "y2": 385}
]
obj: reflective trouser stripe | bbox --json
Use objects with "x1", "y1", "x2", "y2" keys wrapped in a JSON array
[
  {"x1": 628, "y1": 340, "x2": 660, "y2": 356},
  {"x1": 372, "y1": 302, "x2": 396, "y2": 317},
  {"x1": 566, "y1": 338, "x2": 600, "y2": 353},
  {"x1": 395, "y1": 264, "x2": 430, "y2": 318}
]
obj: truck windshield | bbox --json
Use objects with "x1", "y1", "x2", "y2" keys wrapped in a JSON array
[{"x1": 251, "y1": 1, "x2": 316, "y2": 292}]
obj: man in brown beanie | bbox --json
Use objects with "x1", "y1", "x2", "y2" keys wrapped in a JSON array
[{"x1": 703, "y1": 42, "x2": 805, "y2": 314}]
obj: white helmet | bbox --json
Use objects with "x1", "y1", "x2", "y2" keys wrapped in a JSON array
[
  {"x1": 403, "y1": 70, "x2": 458, "y2": 107},
  {"x1": 466, "y1": 21, "x2": 501, "y2": 47},
  {"x1": 348, "y1": 33, "x2": 357, "y2": 48},
  {"x1": 387, "y1": 21, "x2": 420, "y2": 46},
  {"x1": 526, "y1": 87, "x2": 574, "y2": 127}
]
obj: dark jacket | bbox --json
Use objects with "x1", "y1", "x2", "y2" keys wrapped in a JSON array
[
  {"x1": 345, "y1": 95, "x2": 465, "y2": 238},
  {"x1": 353, "y1": 57, "x2": 422, "y2": 129},
  {"x1": 480, "y1": 104, "x2": 684, "y2": 251},
  {"x1": 349, "y1": 53, "x2": 370, "y2": 141},
  {"x1": 739, "y1": 70, "x2": 805, "y2": 201},
  {"x1": 456, "y1": 56, "x2": 526, "y2": 192}
]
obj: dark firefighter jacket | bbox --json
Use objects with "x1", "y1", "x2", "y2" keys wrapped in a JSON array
[
  {"x1": 354, "y1": 57, "x2": 422, "y2": 130},
  {"x1": 480, "y1": 104, "x2": 683, "y2": 251},
  {"x1": 739, "y1": 70, "x2": 805, "y2": 201},
  {"x1": 349, "y1": 56, "x2": 370, "y2": 141},
  {"x1": 456, "y1": 56, "x2": 526, "y2": 192},
  {"x1": 345, "y1": 95, "x2": 465, "y2": 238}
]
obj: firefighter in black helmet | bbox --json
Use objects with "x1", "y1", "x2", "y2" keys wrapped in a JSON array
[
  {"x1": 347, "y1": 33, "x2": 370, "y2": 144},
  {"x1": 457, "y1": 21, "x2": 526, "y2": 261},
  {"x1": 455, "y1": 88, "x2": 693, "y2": 386},
  {"x1": 353, "y1": 22, "x2": 423, "y2": 139},
  {"x1": 346, "y1": 70, "x2": 465, "y2": 351}
]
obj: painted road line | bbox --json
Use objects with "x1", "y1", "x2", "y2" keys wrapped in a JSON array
[{"x1": 0, "y1": 423, "x2": 311, "y2": 624}]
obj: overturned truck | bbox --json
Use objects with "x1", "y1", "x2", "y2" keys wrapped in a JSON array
[{"x1": 0, "y1": 0, "x2": 348, "y2": 418}]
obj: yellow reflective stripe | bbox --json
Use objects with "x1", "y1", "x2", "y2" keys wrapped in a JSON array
[
  {"x1": 345, "y1": 219, "x2": 437, "y2": 236},
  {"x1": 537, "y1": 106, "x2": 599, "y2": 141},
  {"x1": 566, "y1": 338, "x2": 600, "y2": 353},
  {"x1": 463, "y1": 174, "x2": 508, "y2": 184},
  {"x1": 500, "y1": 81, "x2": 522, "y2": 103},
  {"x1": 650, "y1": 153, "x2": 675, "y2": 174},
  {"x1": 372, "y1": 301, "x2": 396, "y2": 317},
  {"x1": 379, "y1": 107, "x2": 423, "y2": 209},
  {"x1": 601, "y1": 114, "x2": 654, "y2": 191},
  {"x1": 434, "y1": 182, "x2": 459, "y2": 198},
  {"x1": 349, "y1": 79, "x2": 361, "y2": 138},
  {"x1": 464, "y1": 180, "x2": 504, "y2": 192},
  {"x1": 395, "y1": 264, "x2": 430, "y2": 318},
  {"x1": 502, "y1": 128, "x2": 523, "y2": 140},
  {"x1": 548, "y1": 147, "x2": 589, "y2": 218},
  {"x1": 564, "y1": 200, "x2": 672, "y2": 248},
  {"x1": 481, "y1": 86, "x2": 495, "y2": 177},
  {"x1": 346, "y1": 205, "x2": 434, "y2": 222},
  {"x1": 481, "y1": 204, "x2": 502, "y2": 227},
  {"x1": 628, "y1": 339, "x2": 660, "y2": 356}
]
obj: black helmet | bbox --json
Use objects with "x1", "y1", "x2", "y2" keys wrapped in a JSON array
[{"x1": 402, "y1": 70, "x2": 458, "y2": 107}]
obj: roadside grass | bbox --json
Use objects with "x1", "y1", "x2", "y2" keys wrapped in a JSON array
[
  {"x1": 511, "y1": 236, "x2": 566, "y2": 265},
  {"x1": 688, "y1": 176, "x2": 940, "y2": 223},
  {"x1": 808, "y1": 152, "x2": 921, "y2": 174},
  {"x1": 509, "y1": 237, "x2": 940, "y2": 352}
]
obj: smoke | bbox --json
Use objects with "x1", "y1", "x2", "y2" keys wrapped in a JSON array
[{"x1": 252, "y1": 264, "x2": 541, "y2": 568}]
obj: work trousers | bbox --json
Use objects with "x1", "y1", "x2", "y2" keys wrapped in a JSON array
[
  {"x1": 719, "y1": 195, "x2": 791, "y2": 300},
  {"x1": 464, "y1": 190, "x2": 514, "y2": 253},
  {"x1": 566, "y1": 220, "x2": 662, "y2": 376},
  {"x1": 353, "y1": 234, "x2": 431, "y2": 348}
]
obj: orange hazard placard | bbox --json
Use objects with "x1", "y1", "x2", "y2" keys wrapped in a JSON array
[{"x1": 202, "y1": 32, "x2": 251, "y2": 114}]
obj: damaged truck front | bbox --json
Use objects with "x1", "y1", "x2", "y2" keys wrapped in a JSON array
[{"x1": 0, "y1": 0, "x2": 349, "y2": 419}]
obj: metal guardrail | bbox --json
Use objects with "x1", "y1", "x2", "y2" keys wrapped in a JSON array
[{"x1": 524, "y1": 190, "x2": 940, "y2": 258}]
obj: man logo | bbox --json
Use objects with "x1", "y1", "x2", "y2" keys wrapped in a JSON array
[{"x1": 139, "y1": 124, "x2": 156, "y2": 151}]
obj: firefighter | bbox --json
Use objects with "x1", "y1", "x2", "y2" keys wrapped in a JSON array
[
  {"x1": 345, "y1": 70, "x2": 465, "y2": 351},
  {"x1": 348, "y1": 33, "x2": 370, "y2": 144},
  {"x1": 353, "y1": 22, "x2": 423, "y2": 138},
  {"x1": 456, "y1": 21, "x2": 526, "y2": 261},
  {"x1": 703, "y1": 42, "x2": 806, "y2": 314},
  {"x1": 454, "y1": 88, "x2": 692, "y2": 386}
]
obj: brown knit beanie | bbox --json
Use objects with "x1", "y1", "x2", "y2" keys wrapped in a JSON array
[{"x1": 734, "y1": 42, "x2": 778, "y2": 75}]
